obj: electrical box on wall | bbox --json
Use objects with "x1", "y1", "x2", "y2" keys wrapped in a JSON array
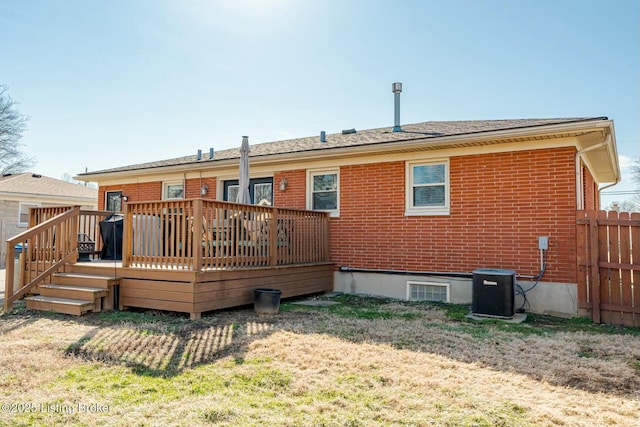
[
  {"x1": 538, "y1": 236, "x2": 549, "y2": 250},
  {"x1": 472, "y1": 269, "x2": 516, "y2": 318}
]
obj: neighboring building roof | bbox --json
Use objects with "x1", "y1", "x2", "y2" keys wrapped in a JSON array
[
  {"x1": 77, "y1": 117, "x2": 614, "y2": 178},
  {"x1": 0, "y1": 173, "x2": 98, "y2": 200}
]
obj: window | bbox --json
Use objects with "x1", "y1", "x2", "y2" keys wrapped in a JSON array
[
  {"x1": 406, "y1": 281, "x2": 450, "y2": 303},
  {"x1": 223, "y1": 178, "x2": 273, "y2": 205},
  {"x1": 18, "y1": 203, "x2": 39, "y2": 227},
  {"x1": 308, "y1": 170, "x2": 339, "y2": 215},
  {"x1": 406, "y1": 160, "x2": 449, "y2": 215},
  {"x1": 226, "y1": 184, "x2": 239, "y2": 203},
  {"x1": 163, "y1": 182, "x2": 184, "y2": 200},
  {"x1": 105, "y1": 191, "x2": 122, "y2": 212}
]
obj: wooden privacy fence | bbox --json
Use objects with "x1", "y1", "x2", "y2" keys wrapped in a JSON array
[
  {"x1": 123, "y1": 199, "x2": 331, "y2": 270},
  {"x1": 576, "y1": 210, "x2": 640, "y2": 327}
]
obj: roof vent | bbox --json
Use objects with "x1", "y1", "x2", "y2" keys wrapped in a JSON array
[
  {"x1": 32, "y1": 174, "x2": 42, "y2": 178},
  {"x1": 392, "y1": 82, "x2": 402, "y2": 132},
  {"x1": 341, "y1": 128, "x2": 356, "y2": 135},
  {"x1": 209, "y1": 148, "x2": 214, "y2": 159},
  {"x1": 197, "y1": 149, "x2": 202, "y2": 161},
  {"x1": 320, "y1": 131, "x2": 326, "y2": 142}
]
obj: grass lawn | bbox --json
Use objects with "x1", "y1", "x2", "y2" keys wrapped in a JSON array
[{"x1": 1, "y1": 294, "x2": 639, "y2": 426}]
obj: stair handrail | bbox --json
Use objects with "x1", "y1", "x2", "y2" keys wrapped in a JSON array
[{"x1": 3, "y1": 207, "x2": 81, "y2": 313}]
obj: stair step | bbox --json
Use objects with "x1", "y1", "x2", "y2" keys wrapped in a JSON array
[
  {"x1": 39, "y1": 284, "x2": 108, "y2": 301},
  {"x1": 26, "y1": 295, "x2": 94, "y2": 316},
  {"x1": 52, "y1": 272, "x2": 118, "y2": 289}
]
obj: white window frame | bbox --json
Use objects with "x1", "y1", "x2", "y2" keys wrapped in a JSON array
[
  {"x1": 163, "y1": 181, "x2": 184, "y2": 200},
  {"x1": 405, "y1": 159, "x2": 450, "y2": 216},
  {"x1": 18, "y1": 202, "x2": 40, "y2": 227},
  {"x1": 307, "y1": 169, "x2": 340, "y2": 217},
  {"x1": 406, "y1": 281, "x2": 450, "y2": 303}
]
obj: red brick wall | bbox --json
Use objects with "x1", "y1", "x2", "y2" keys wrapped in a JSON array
[
  {"x1": 98, "y1": 182, "x2": 162, "y2": 209},
  {"x1": 96, "y1": 147, "x2": 580, "y2": 283},
  {"x1": 327, "y1": 147, "x2": 577, "y2": 283},
  {"x1": 185, "y1": 177, "x2": 217, "y2": 199},
  {"x1": 274, "y1": 170, "x2": 307, "y2": 210},
  {"x1": 582, "y1": 163, "x2": 599, "y2": 210},
  {"x1": 99, "y1": 178, "x2": 217, "y2": 209}
]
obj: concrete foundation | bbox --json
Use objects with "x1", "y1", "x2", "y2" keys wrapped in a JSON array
[{"x1": 333, "y1": 271, "x2": 578, "y2": 317}]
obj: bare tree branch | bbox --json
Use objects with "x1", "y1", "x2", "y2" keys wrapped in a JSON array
[{"x1": 0, "y1": 84, "x2": 35, "y2": 174}]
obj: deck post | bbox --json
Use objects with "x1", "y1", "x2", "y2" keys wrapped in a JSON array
[
  {"x1": 3, "y1": 242, "x2": 15, "y2": 313},
  {"x1": 193, "y1": 199, "x2": 203, "y2": 271},
  {"x1": 122, "y1": 201, "x2": 131, "y2": 268},
  {"x1": 270, "y1": 208, "x2": 278, "y2": 266}
]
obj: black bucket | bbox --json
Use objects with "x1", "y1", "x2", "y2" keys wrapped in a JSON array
[{"x1": 253, "y1": 288, "x2": 282, "y2": 315}]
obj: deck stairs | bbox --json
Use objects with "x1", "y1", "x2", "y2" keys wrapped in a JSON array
[{"x1": 25, "y1": 265, "x2": 120, "y2": 316}]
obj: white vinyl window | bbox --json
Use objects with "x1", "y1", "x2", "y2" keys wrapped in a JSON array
[
  {"x1": 406, "y1": 281, "x2": 450, "y2": 303},
  {"x1": 406, "y1": 160, "x2": 449, "y2": 216},
  {"x1": 307, "y1": 169, "x2": 339, "y2": 216},
  {"x1": 163, "y1": 181, "x2": 184, "y2": 200},
  {"x1": 18, "y1": 203, "x2": 39, "y2": 227}
]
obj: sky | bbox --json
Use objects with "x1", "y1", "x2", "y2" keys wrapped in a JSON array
[{"x1": 0, "y1": 0, "x2": 638, "y2": 207}]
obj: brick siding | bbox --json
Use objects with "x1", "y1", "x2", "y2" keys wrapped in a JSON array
[
  {"x1": 274, "y1": 170, "x2": 307, "y2": 209},
  {"x1": 324, "y1": 147, "x2": 578, "y2": 283},
  {"x1": 96, "y1": 147, "x2": 583, "y2": 283},
  {"x1": 582, "y1": 163, "x2": 599, "y2": 210}
]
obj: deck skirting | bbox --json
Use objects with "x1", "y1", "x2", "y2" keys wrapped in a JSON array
[{"x1": 115, "y1": 263, "x2": 334, "y2": 319}]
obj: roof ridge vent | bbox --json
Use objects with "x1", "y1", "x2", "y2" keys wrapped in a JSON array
[{"x1": 341, "y1": 128, "x2": 356, "y2": 135}]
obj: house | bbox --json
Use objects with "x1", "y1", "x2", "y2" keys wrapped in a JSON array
[
  {"x1": 0, "y1": 173, "x2": 98, "y2": 267},
  {"x1": 75, "y1": 116, "x2": 619, "y2": 318}
]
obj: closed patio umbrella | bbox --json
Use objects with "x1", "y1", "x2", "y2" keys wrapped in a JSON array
[{"x1": 236, "y1": 136, "x2": 251, "y2": 205}]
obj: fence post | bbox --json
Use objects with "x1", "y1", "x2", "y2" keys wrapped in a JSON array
[{"x1": 589, "y1": 211, "x2": 601, "y2": 324}]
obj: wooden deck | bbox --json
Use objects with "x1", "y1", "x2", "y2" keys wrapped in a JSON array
[
  {"x1": 5, "y1": 200, "x2": 334, "y2": 319},
  {"x1": 62, "y1": 260, "x2": 333, "y2": 319}
]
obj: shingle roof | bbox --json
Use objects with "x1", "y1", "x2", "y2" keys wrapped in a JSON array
[
  {"x1": 81, "y1": 117, "x2": 606, "y2": 175},
  {"x1": 0, "y1": 173, "x2": 98, "y2": 199}
]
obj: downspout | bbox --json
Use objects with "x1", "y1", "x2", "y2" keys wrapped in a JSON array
[{"x1": 575, "y1": 134, "x2": 613, "y2": 210}]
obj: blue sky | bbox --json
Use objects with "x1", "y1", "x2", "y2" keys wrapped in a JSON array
[{"x1": 1, "y1": 0, "x2": 638, "y2": 206}]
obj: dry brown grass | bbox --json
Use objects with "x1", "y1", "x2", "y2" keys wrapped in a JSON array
[{"x1": 0, "y1": 297, "x2": 639, "y2": 426}]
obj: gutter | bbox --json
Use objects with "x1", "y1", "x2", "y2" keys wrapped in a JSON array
[{"x1": 77, "y1": 118, "x2": 612, "y2": 182}]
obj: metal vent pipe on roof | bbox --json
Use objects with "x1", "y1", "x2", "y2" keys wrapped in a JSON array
[
  {"x1": 320, "y1": 131, "x2": 326, "y2": 142},
  {"x1": 197, "y1": 149, "x2": 202, "y2": 160},
  {"x1": 209, "y1": 148, "x2": 214, "y2": 159},
  {"x1": 392, "y1": 82, "x2": 402, "y2": 132}
]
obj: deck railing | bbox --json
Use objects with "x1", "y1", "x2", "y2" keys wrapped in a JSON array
[
  {"x1": 3, "y1": 201, "x2": 330, "y2": 312},
  {"x1": 4, "y1": 207, "x2": 116, "y2": 312},
  {"x1": 4, "y1": 207, "x2": 80, "y2": 312},
  {"x1": 123, "y1": 199, "x2": 331, "y2": 270}
]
